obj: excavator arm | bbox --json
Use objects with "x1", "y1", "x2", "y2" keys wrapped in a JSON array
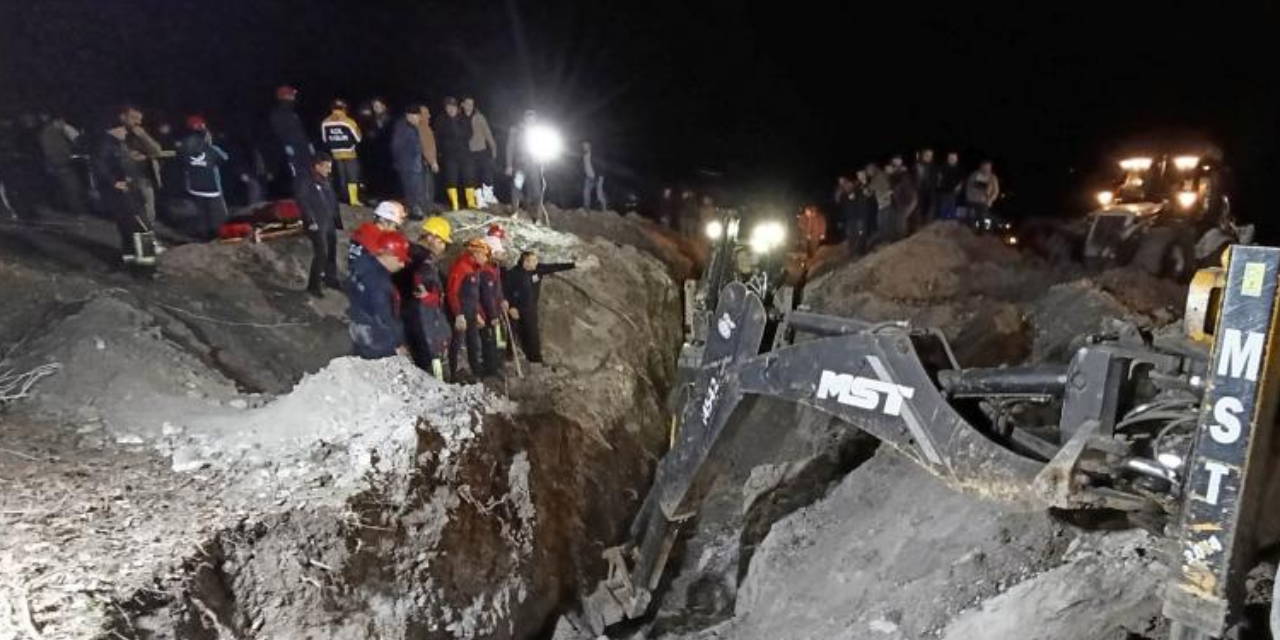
[{"x1": 586, "y1": 246, "x2": 1280, "y2": 640}]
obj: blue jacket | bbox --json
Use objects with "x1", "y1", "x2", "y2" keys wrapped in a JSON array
[
  {"x1": 182, "y1": 134, "x2": 229, "y2": 197},
  {"x1": 390, "y1": 118, "x2": 423, "y2": 174},
  {"x1": 346, "y1": 251, "x2": 404, "y2": 359}
]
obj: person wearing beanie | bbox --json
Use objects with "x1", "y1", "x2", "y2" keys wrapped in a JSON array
[
  {"x1": 296, "y1": 152, "x2": 344, "y2": 297},
  {"x1": 321, "y1": 99, "x2": 363, "y2": 206},
  {"x1": 462, "y1": 96, "x2": 499, "y2": 208},
  {"x1": 446, "y1": 237, "x2": 492, "y2": 380},
  {"x1": 346, "y1": 229, "x2": 410, "y2": 359},
  {"x1": 434, "y1": 96, "x2": 475, "y2": 211},
  {"x1": 180, "y1": 115, "x2": 230, "y2": 241}
]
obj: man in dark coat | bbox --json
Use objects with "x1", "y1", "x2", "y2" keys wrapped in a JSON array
[
  {"x1": 269, "y1": 85, "x2": 314, "y2": 182},
  {"x1": 504, "y1": 250, "x2": 574, "y2": 364},
  {"x1": 395, "y1": 216, "x2": 453, "y2": 378},
  {"x1": 390, "y1": 105, "x2": 429, "y2": 220},
  {"x1": 295, "y1": 153, "x2": 343, "y2": 297},
  {"x1": 435, "y1": 97, "x2": 473, "y2": 211},
  {"x1": 346, "y1": 229, "x2": 410, "y2": 359},
  {"x1": 93, "y1": 121, "x2": 155, "y2": 269}
]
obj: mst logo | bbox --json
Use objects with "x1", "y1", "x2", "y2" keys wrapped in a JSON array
[{"x1": 816, "y1": 370, "x2": 915, "y2": 416}]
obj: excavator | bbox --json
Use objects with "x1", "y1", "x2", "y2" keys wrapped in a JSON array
[{"x1": 583, "y1": 242, "x2": 1280, "y2": 639}]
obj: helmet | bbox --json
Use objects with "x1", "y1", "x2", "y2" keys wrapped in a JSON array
[
  {"x1": 372, "y1": 231, "x2": 410, "y2": 263},
  {"x1": 331, "y1": 99, "x2": 348, "y2": 112},
  {"x1": 466, "y1": 237, "x2": 492, "y2": 255},
  {"x1": 276, "y1": 85, "x2": 298, "y2": 100},
  {"x1": 186, "y1": 115, "x2": 207, "y2": 131},
  {"x1": 482, "y1": 235, "x2": 503, "y2": 256},
  {"x1": 486, "y1": 223, "x2": 505, "y2": 239},
  {"x1": 421, "y1": 216, "x2": 453, "y2": 243},
  {"x1": 373, "y1": 201, "x2": 407, "y2": 224}
]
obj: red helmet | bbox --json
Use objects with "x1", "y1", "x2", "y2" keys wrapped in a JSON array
[
  {"x1": 186, "y1": 115, "x2": 207, "y2": 131},
  {"x1": 373, "y1": 230, "x2": 410, "y2": 263},
  {"x1": 487, "y1": 223, "x2": 506, "y2": 239},
  {"x1": 276, "y1": 85, "x2": 298, "y2": 100}
]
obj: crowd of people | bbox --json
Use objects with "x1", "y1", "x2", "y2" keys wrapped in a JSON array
[
  {"x1": 0, "y1": 86, "x2": 616, "y2": 269},
  {"x1": 339, "y1": 201, "x2": 575, "y2": 382}
]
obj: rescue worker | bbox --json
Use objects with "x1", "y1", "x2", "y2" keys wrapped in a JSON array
[
  {"x1": 796, "y1": 205, "x2": 827, "y2": 258},
  {"x1": 346, "y1": 229, "x2": 410, "y2": 359},
  {"x1": 435, "y1": 97, "x2": 474, "y2": 211},
  {"x1": 504, "y1": 250, "x2": 575, "y2": 364},
  {"x1": 462, "y1": 96, "x2": 498, "y2": 208},
  {"x1": 506, "y1": 110, "x2": 543, "y2": 214},
  {"x1": 39, "y1": 115, "x2": 86, "y2": 214},
  {"x1": 396, "y1": 216, "x2": 453, "y2": 378},
  {"x1": 269, "y1": 85, "x2": 314, "y2": 181},
  {"x1": 349, "y1": 200, "x2": 407, "y2": 267},
  {"x1": 296, "y1": 152, "x2": 343, "y2": 297},
  {"x1": 180, "y1": 115, "x2": 230, "y2": 241},
  {"x1": 447, "y1": 237, "x2": 492, "y2": 381},
  {"x1": 478, "y1": 234, "x2": 509, "y2": 376},
  {"x1": 321, "y1": 99, "x2": 363, "y2": 206},
  {"x1": 416, "y1": 105, "x2": 440, "y2": 212},
  {"x1": 120, "y1": 107, "x2": 165, "y2": 229},
  {"x1": 93, "y1": 119, "x2": 155, "y2": 270},
  {"x1": 391, "y1": 105, "x2": 429, "y2": 220},
  {"x1": 965, "y1": 160, "x2": 1001, "y2": 222}
]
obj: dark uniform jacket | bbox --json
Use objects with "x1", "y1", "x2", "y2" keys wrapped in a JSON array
[
  {"x1": 346, "y1": 250, "x2": 404, "y2": 358},
  {"x1": 294, "y1": 172, "x2": 342, "y2": 230},
  {"x1": 505, "y1": 262, "x2": 575, "y2": 312}
]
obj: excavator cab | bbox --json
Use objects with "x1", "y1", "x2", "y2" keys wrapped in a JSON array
[{"x1": 585, "y1": 246, "x2": 1280, "y2": 639}]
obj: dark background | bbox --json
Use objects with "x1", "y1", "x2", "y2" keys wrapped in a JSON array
[{"x1": 1, "y1": 0, "x2": 1276, "y2": 227}]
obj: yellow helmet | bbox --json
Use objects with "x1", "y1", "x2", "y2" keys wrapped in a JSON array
[{"x1": 421, "y1": 216, "x2": 452, "y2": 243}]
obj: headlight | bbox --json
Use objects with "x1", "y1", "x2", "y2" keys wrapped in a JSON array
[
  {"x1": 1096, "y1": 190, "x2": 1115, "y2": 207},
  {"x1": 1119, "y1": 157, "x2": 1153, "y2": 171},
  {"x1": 705, "y1": 220, "x2": 724, "y2": 240},
  {"x1": 1177, "y1": 190, "x2": 1198, "y2": 209},
  {"x1": 748, "y1": 221, "x2": 786, "y2": 253},
  {"x1": 1005, "y1": 235, "x2": 1018, "y2": 246},
  {"x1": 1173, "y1": 155, "x2": 1200, "y2": 171},
  {"x1": 525, "y1": 124, "x2": 564, "y2": 163}
]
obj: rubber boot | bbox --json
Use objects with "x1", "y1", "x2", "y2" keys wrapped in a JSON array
[
  {"x1": 346, "y1": 183, "x2": 360, "y2": 206},
  {"x1": 465, "y1": 188, "x2": 479, "y2": 210},
  {"x1": 447, "y1": 188, "x2": 460, "y2": 211}
]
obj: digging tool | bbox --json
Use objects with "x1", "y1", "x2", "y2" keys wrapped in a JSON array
[
  {"x1": 502, "y1": 312, "x2": 524, "y2": 379},
  {"x1": 583, "y1": 245, "x2": 1280, "y2": 639}
]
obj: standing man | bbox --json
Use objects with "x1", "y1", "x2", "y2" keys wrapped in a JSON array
[
  {"x1": 391, "y1": 105, "x2": 429, "y2": 220},
  {"x1": 269, "y1": 85, "x2": 314, "y2": 182},
  {"x1": 888, "y1": 161, "x2": 919, "y2": 242},
  {"x1": 581, "y1": 141, "x2": 607, "y2": 211},
  {"x1": 416, "y1": 105, "x2": 440, "y2": 213},
  {"x1": 435, "y1": 97, "x2": 473, "y2": 211},
  {"x1": 397, "y1": 216, "x2": 453, "y2": 378},
  {"x1": 447, "y1": 238, "x2": 492, "y2": 381},
  {"x1": 39, "y1": 115, "x2": 86, "y2": 214},
  {"x1": 506, "y1": 110, "x2": 542, "y2": 214},
  {"x1": 834, "y1": 176, "x2": 860, "y2": 252},
  {"x1": 120, "y1": 107, "x2": 165, "y2": 228},
  {"x1": 965, "y1": 160, "x2": 1001, "y2": 221},
  {"x1": 321, "y1": 99, "x2": 363, "y2": 206},
  {"x1": 938, "y1": 152, "x2": 964, "y2": 220},
  {"x1": 462, "y1": 96, "x2": 499, "y2": 208},
  {"x1": 504, "y1": 250, "x2": 575, "y2": 364},
  {"x1": 346, "y1": 229, "x2": 410, "y2": 360},
  {"x1": 180, "y1": 116, "x2": 230, "y2": 241},
  {"x1": 350, "y1": 201, "x2": 407, "y2": 266},
  {"x1": 93, "y1": 120, "x2": 155, "y2": 269},
  {"x1": 796, "y1": 205, "x2": 827, "y2": 259},
  {"x1": 866, "y1": 163, "x2": 894, "y2": 246},
  {"x1": 296, "y1": 153, "x2": 344, "y2": 297},
  {"x1": 478, "y1": 234, "x2": 508, "y2": 377},
  {"x1": 912, "y1": 148, "x2": 939, "y2": 225}
]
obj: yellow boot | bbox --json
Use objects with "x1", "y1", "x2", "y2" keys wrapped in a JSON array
[
  {"x1": 346, "y1": 183, "x2": 360, "y2": 206},
  {"x1": 465, "y1": 188, "x2": 478, "y2": 210},
  {"x1": 447, "y1": 188, "x2": 460, "y2": 211}
]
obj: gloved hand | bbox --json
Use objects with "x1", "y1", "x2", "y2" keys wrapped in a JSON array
[
  {"x1": 454, "y1": 315, "x2": 467, "y2": 332},
  {"x1": 307, "y1": 222, "x2": 319, "y2": 232},
  {"x1": 508, "y1": 307, "x2": 520, "y2": 320}
]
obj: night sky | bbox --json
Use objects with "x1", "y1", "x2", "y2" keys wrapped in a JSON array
[{"x1": 1, "y1": 1, "x2": 1276, "y2": 221}]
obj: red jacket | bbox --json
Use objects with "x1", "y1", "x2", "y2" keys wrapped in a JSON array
[
  {"x1": 796, "y1": 210, "x2": 827, "y2": 242},
  {"x1": 447, "y1": 253, "x2": 484, "y2": 320}
]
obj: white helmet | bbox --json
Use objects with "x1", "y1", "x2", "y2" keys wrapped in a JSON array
[{"x1": 374, "y1": 201, "x2": 407, "y2": 225}]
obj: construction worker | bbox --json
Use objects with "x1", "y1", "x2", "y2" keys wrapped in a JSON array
[
  {"x1": 397, "y1": 216, "x2": 453, "y2": 378},
  {"x1": 435, "y1": 97, "x2": 474, "y2": 211},
  {"x1": 505, "y1": 250, "x2": 575, "y2": 364},
  {"x1": 391, "y1": 104, "x2": 429, "y2": 220},
  {"x1": 93, "y1": 119, "x2": 155, "y2": 270},
  {"x1": 269, "y1": 85, "x2": 314, "y2": 181},
  {"x1": 447, "y1": 237, "x2": 492, "y2": 380},
  {"x1": 346, "y1": 229, "x2": 410, "y2": 359},
  {"x1": 296, "y1": 152, "x2": 344, "y2": 297},
  {"x1": 180, "y1": 115, "x2": 230, "y2": 241},
  {"x1": 415, "y1": 105, "x2": 440, "y2": 212},
  {"x1": 349, "y1": 200, "x2": 407, "y2": 267},
  {"x1": 39, "y1": 115, "x2": 87, "y2": 214},
  {"x1": 462, "y1": 96, "x2": 498, "y2": 208},
  {"x1": 321, "y1": 99, "x2": 363, "y2": 206},
  {"x1": 478, "y1": 234, "x2": 509, "y2": 375}
]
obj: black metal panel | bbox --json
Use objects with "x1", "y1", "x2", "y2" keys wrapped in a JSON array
[{"x1": 1164, "y1": 246, "x2": 1280, "y2": 635}]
